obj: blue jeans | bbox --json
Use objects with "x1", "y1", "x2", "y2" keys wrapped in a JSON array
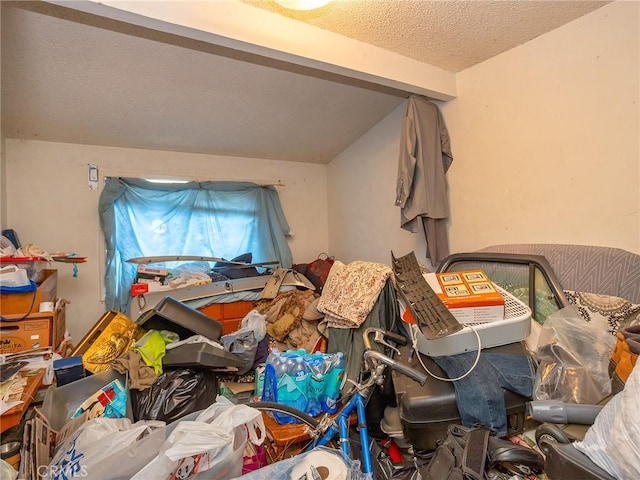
[{"x1": 433, "y1": 351, "x2": 535, "y2": 437}]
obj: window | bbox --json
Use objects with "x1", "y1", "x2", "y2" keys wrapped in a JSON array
[{"x1": 99, "y1": 178, "x2": 292, "y2": 313}]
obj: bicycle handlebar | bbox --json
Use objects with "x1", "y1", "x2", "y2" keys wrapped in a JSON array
[
  {"x1": 363, "y1": 327, "x2": 407, "y2": 349},
  {"x1": 382, "y1": 330, "x2": 407, "y2": 346},
  {"x1": 363, "y1": 349, "x2": 428, "y2": 385}
]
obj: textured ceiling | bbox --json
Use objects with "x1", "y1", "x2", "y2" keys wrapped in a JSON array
[
  {"x1": 1, "y1": 0, "x2": 610, "y2": 164},
  {"x1": 243, "y1": 0, "x2": 609, "y2": 72}
]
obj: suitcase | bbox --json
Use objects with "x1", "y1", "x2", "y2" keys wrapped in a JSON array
[{"x1": 392, "y1": 341, "x2": 529, "y2": 452}]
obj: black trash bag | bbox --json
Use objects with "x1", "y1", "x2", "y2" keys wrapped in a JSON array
[{"x1": 131, "y1": 367, "x2": 218, "y2": 423}]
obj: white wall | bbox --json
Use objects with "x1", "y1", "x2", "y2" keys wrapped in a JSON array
[
  {"x1": 442, "y1": 0, "x2": 639, "y2": 254},
  {"x1": 4, "y1": 139, "x2": 328, "y2": 341},
  {"x1": 328, "y1": 1, "x2": 639, "y2": 267},
  {"x1": 327, "y1": 102, "x2": 430, "y2": 267}
]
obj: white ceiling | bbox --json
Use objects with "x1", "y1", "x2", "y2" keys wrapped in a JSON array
[{"x1": 1, "y1": 0, "x2": 610, "y2": 164}]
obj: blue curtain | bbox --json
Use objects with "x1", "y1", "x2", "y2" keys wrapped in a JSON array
[{"x1": 99, "y1": 178, "x2": 292, "y2": 313}]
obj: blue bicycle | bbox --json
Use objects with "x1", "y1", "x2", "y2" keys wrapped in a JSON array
[{"x1": 250, "y1": 327, "x2": 428, "y2": 478}]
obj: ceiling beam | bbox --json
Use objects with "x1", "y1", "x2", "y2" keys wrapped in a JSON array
[{"x1": 48, "y1": 0, "x2": 457, "y2": 101}]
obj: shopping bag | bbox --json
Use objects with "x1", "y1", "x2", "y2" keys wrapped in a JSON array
[
  {"x1": 43, "y1": 417, "x2": 165, "y2": 480},
  {"x1": 132, "y1": 395, "x2": 265, "y2": 479}
]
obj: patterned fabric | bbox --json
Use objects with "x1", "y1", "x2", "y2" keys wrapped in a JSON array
[
  {"x1": 565, "y1": 290, "x2": 640, "y2": 335},
  {"x1": 318, "y1": 261, "x2": 393, "y2": 329},
  {"x1": 274, "y1": 319, "x2": 323, "y2": 353},
  {"x1": 478, "y1": 244, "x2": 640, "y2": 304},
  {"x1": 255, "y1": 290, "x2": 318, "y2": 342}
]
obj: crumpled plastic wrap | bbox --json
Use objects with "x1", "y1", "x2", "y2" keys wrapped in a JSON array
[
  {"x1": 534, "y1": 306, "x2": 616, "y2": 404},
  {"x1": 0, "y1": 459, "x2": 18, "y2": 480}
]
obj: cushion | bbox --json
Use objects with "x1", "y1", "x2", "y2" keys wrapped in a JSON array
[
  {"x1": 574, "y1": 362, "x2": 640, "y2": 479},
  {"x1": 214, "y1": 253, "x2": 259, "y2": 279},
  {"x1": 564, "y1": 290, "x2": 640, "y2": 335}
]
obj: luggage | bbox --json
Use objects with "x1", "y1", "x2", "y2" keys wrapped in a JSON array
[{"x1": 392, "y1": 342, "x2": 529, "y2": 452}]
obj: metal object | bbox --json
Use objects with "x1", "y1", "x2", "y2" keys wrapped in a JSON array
[{"x1": 391, "y1": 251, "x2": 462, "y2": 340}]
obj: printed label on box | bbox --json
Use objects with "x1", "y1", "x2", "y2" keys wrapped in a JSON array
[{"x1": 424, "y1": 270, "x2": 505, "y2": 323}]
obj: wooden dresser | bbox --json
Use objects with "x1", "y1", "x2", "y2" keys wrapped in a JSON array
[{"x1": 197, "y1": 301, "x2": 256, "y2": 335}]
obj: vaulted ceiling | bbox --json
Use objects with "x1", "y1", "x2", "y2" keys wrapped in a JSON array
[{"x1": 1, "y1": 1, "x2": 609, "y2": 164}]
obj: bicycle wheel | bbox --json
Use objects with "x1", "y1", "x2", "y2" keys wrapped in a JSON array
[{"x1": 250, "y1": 401, "x2": 337, "y2": 464}]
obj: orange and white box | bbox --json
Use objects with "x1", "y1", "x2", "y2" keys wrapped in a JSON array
[{"x1": 424, "y1": 270, "x2": 505, "y2": 323}]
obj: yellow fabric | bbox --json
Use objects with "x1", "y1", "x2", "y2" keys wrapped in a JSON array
[{"x1": 132, "y1": 330, "x2": 179, "y2": 376}]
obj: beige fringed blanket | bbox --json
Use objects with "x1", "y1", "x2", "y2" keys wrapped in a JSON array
[{"x1": 318, "y1": 260, "x2": 393, "y2": 328}]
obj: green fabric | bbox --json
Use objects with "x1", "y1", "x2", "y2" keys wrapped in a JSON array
[
  {"x1": 327, "y1": 280, "x2": 400, "y2": 394},
  {"x1": 132, "y1": 330, "x2": 179, "y2": 375}
]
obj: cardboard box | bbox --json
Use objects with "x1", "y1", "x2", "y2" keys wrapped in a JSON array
[
  {"x1": 424, "y1": 270, "x2": 505, "y2": 323},
  {"x1": 0, "y1": 269, "x2": 57, "y2": 316},
  {"x1": 137, "y1": 265, "x2": 169, "y2": 277},
  {"x1": 54, "y1": 301, "x2": 67, "y2": 350},
  {"x1": 0, "y1": 302, "x2": 66, "y2": 353},
  {"x1": 0, "y1": 314, "x2": 53, "y2": 353},
  {"x1": 0, "y1": 256, "x2": 48, "y2": 283},
  {"x1": 136, "y1": 265, "x2": 168, "y2": 284}
]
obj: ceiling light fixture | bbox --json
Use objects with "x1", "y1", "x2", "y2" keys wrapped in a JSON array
[{"x1": 273, "y1": 0, "x2": 331, "y2": 11}]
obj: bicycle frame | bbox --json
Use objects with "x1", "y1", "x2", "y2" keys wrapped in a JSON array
[
  {"x1": 253, "y1": 328, "x2": 426, "y2": 478},
  {"x1": 313, "y1": 389, "x2": 374, "y2": 477}
]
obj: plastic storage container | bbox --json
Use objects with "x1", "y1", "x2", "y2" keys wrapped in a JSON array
[
  {"x1": 0, "y1": 257, "x2": 48, "y2": 283},
  {"x1": 392, "y1": 342, "x2": 528, "y2": 452},
  {"x1": 136, "y1": 295, "x2": 223, "y2": 341}
]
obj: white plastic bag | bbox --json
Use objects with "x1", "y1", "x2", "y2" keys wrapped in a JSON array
[
  {"x1": 43, "y1": 417, "x2": 165, "y2": 480},
  {"x1": 534, "y1": 306, "x2": 616, "y2": 404},
  {"x1": 132, "y1": 395, "x2": 265, "y2": 479},
  {"x1": 574, "y1": 361, "x2": 640, "y2": 479},
  {"x1": 241, "y1": 310, "x2": 267, "y2": 342},
  {"x1": 0, "y1": 459, "x2": 18, "y2": 480}
]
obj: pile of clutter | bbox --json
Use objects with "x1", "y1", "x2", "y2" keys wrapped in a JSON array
[{"x1": 2, "y1": 297, "x2": 273, "y2": 480}]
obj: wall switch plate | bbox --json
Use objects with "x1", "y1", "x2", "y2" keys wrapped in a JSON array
[{"x1": 88, "y1": 164, "x2": 98, "y2": 189}]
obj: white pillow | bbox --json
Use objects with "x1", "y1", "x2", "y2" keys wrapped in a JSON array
[{"x1": 574, "y1": 363, "x2": 640, "y2": 479}]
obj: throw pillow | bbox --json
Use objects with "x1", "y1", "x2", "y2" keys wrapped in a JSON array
[{"x1": 564, "y1": 290, "x2": 640, "y2": 335}]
